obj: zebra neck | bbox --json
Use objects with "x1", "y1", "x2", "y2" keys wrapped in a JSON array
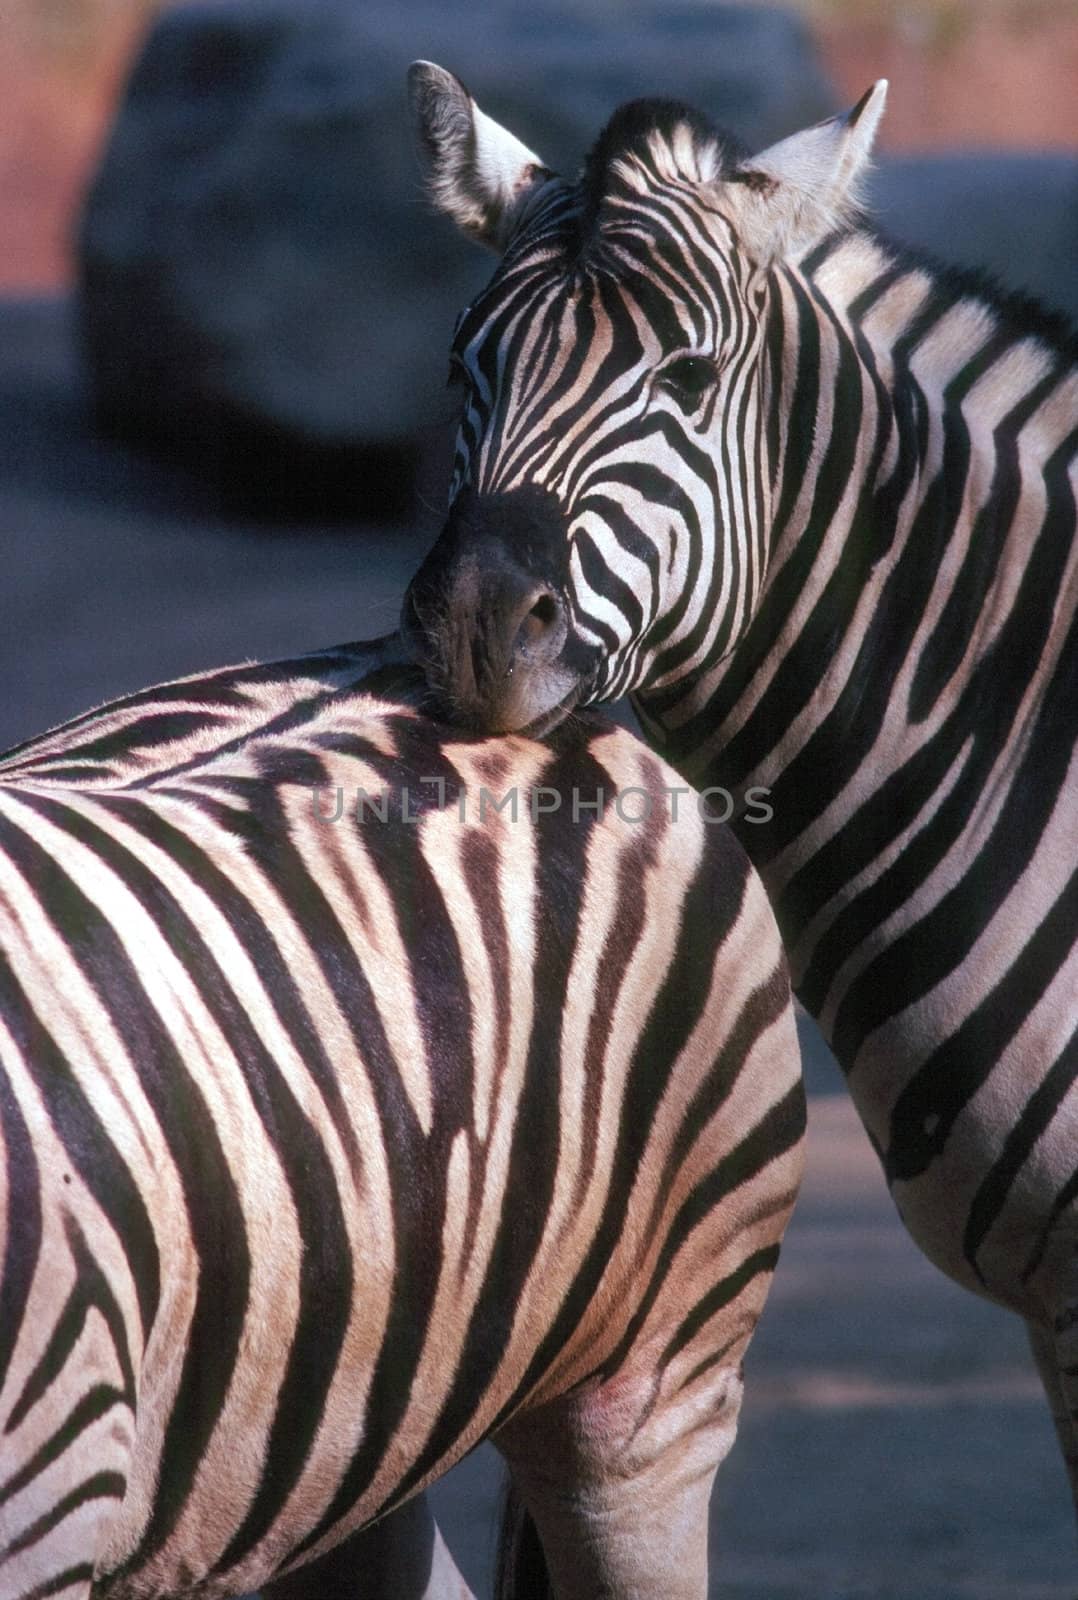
[{"x1": 638, "y1": 228, "x2": 1078, "y2": 1052}]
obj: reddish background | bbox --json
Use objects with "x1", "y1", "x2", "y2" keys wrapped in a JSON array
[{"x1": 4, "y1": 1, "x2": 1077, "y2": 292}]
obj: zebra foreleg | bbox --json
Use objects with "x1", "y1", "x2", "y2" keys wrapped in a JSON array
[
  {"x1": 1027, "y1": 1307, "x2": 1078, "y2": 1519},
  {"x1": 493, "y1": 1366, "x2": 743, "y2": 1599},
  {"x1": 262, "y1": 1494, "x2": 476, "y2": 1600}
]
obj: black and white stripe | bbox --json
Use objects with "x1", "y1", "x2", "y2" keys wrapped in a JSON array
[
  {"x1": 404, "y1": 64, "x2": 1078, "y2": 1522},
  {"x1": 0, "y1": 638, "x2": 802, "y2": 1598}
]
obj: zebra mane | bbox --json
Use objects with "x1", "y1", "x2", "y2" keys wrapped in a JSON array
[
  {"x1": 575, "y1": 98, "x2": 749, "y2": 257},
  {"x1": 867, "y1": 233, "x2": 1078, "y2": 369}
]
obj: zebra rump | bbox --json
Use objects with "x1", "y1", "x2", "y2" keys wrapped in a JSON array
[{"x1": 0, "y1": 637, "x2": 804, "y2": 1599}]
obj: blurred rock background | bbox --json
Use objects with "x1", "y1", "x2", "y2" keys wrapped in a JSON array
[
  {"x1": 73, "y1": 2, "x2": 837, "y2": 505},
  {"x1": 8, "y1": 0, "x2": 1078, "y2": 295},
  {"x1": 6, "y1": 0, "x2": 1078, "y2": 518},
  {"x1": 1, "y1": 3, "x2": 1075, "y2": 1594}
]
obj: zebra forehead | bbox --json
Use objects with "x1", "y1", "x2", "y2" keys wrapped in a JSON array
[{"x1": 461, "y1": 234, "x2": 725, "y2": 367}]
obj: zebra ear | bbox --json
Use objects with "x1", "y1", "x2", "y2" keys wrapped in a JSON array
[
  {"x1": 724, "y1": 81, "x2": 888, "y2": 264},
  {"x1": 408, "y1": 61, "x2": 553, "y2": 252}
]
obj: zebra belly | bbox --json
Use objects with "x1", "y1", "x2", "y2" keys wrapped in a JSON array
[
  {"x1": 856, "y1": 1056, "x2": 1076, "y2": 1319},
  {"x1": 829, "y1": 934, "x2": 1078, "y2": 1323},
  {"x1": 767, "y1": 732, "x2": 1078, "y2": 1325}
]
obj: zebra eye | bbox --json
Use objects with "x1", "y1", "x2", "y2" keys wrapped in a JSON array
[{"x1": 658, "y1": 355, "x2": 717, "y2": 407}]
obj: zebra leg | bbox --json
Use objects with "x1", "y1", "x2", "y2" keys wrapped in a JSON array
[
  {"x1": 1027, "y1": 1312, "x2": 1078, "y2": 1516},
  {"x1": 493, "y1": 1367, "x2": 742, "y2": 1599},
  {"x1": 263, "y1": 1493, "x2": 476, "y2": 1600}
]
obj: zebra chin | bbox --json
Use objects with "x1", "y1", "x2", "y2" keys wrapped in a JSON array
[
  {"x1": 454, "y1": 676, "x2": 585, "y2": 739},
  {"x1": 403, "y1": 616, "x2": 588, "y2": 737},
  {"x1": 504, "y1": 672, "x2": 587, "y2": 738}
]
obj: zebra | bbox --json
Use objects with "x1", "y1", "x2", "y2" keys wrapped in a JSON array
[
  {"x1": 402, "y1": 60, "x2": 1078, "y2": 1533},
  {"x1": 0, "y1": 636, "x2": 804, "y2": 1599}
]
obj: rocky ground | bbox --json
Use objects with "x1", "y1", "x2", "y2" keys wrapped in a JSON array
[{"x1": 2, "y1": 296, "x2": 1073, "y2": 1597}]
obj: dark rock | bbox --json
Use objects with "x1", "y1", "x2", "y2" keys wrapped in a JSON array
[{"x1": 76, "y1": 0, "x2": 835, "y2": 503}]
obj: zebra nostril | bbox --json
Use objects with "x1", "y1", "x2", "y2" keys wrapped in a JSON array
[{"x1": 520, "y1": 593, "x2": 560, "y2": 646}]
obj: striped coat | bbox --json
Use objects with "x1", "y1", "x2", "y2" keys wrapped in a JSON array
[
  {"x1": 402, "y1": 61, "x2": 1078, "y2": 1525},
  {"x1": 0, "y1": 639, "x2": 803, "y2": 1598}
]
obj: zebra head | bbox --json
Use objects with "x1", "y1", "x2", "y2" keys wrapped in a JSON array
[{"x1": 402, "y1": 62, "x2": 886, "y2": 734}]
